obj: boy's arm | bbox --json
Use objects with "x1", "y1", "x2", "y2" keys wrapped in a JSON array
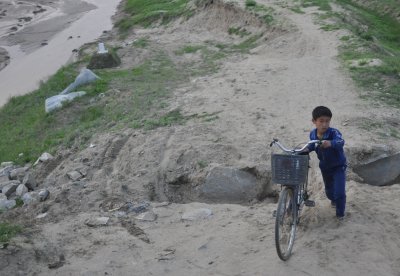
[{"x1": 330, "y1": 129, "x2": 345, "y2": 149}]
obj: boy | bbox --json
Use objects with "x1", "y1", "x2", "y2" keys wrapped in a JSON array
[{"x1": 306, "y1": 106, "x2": 347, "y2": 220}]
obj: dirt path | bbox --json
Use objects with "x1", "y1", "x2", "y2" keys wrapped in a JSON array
[{"x1": 2, "y1": 1, "x2": 400, "y2": 275}]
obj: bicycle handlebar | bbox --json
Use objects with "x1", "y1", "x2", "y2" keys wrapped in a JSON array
[{"x1": 270, "y1": 138, "x2": 321, "y2": 154}]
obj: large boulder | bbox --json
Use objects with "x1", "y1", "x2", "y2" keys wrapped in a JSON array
[
  {"x1": 353, "y1": 152, "x2": 400, "y2": 186},
  {"x1": 197, "y1": 167, "x2": 258, "y2": 203},
  {"x1": 2, "y1": 182, "x2": 19, "y2": 197}
]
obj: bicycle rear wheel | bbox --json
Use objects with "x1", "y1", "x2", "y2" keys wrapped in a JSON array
[{"x1": 275, "y1": 186, "x2": 297, "y2": 261}]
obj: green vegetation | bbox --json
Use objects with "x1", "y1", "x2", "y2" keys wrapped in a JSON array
[
  {"x1": 0, "y1": 223, "x2": 22, "y2": 244},
  {"x1": 320, "y1": 23, "x2": 341, "y2": 31},
  {"x1": 228, "y1": 27, "x2": 251, "y2": 37},
  {"x1": 0, "y1": 0, "x2": 270, "y2": 164},
  {"x1": 197, "y1": 160, "x2": 208, "y2": 168},
  {"x1": 116, "y1": 0, "x2": 191, "y2": 32},
  {"x1": 289, "y1": 6, "x2": 305, "y2": 14},
  {"x1": 245, "y1": 0, "x2": 275, "y2": 24},
  {"x1": 245, "y1": 0, "x2": 257, "y2": 8},
  {"x1": 133, "y1": 38, "x2": 150, "y2": 48},
  {"x1": 333, "y1": 0, "x2": 400, "y2": 106},
  {"x1": 301, "y1": 0, "x2": 331, "y2": 11},
  {"x1": 15, "y1": 198, "x2": 24, "y2": 208},
  {"x1": 175, "y1": 45, "x2": 204, "y2": 55}
]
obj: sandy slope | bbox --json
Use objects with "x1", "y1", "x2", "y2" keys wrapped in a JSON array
[{"x1": 1, "y1": 1, "x2": 400, "y2": 275}]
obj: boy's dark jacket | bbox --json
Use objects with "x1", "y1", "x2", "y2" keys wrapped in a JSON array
[{"x1": 307, "y1": 127, "x2": 347, "y2": 172}]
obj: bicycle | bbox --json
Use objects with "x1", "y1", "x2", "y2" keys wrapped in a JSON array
[{"x1": 270, "y1": 138, "x2": 321, "y2": 261}]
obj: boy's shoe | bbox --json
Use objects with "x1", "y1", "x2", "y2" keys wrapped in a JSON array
[{"x1": 336, "y1": 215, "x2": 345, "y2": 222}]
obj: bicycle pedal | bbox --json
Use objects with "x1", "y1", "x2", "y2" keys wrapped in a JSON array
[
  {"x1": 305, "y1": 200, "x2": 315, "y2": 207},
  {"x1": 272, "y1": 210, "x2": 277, "y2": 218}
]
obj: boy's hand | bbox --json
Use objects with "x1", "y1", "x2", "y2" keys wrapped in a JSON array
[{"x1": 321, "y1": 140, "x2": 331, "y2": 148}]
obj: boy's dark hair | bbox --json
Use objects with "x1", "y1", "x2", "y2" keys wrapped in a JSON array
[{"x1": 312, "y1": 106, "x2": 332, "y2": 120}]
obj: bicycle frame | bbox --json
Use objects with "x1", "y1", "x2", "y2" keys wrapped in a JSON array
[{"x1": 270, "y1": 138, "x2": 320, "y2": 260}]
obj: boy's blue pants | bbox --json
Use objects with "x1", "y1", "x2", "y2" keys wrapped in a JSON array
[{"x1": 321, "y1": 166, "x2": 346, "y2": 217}]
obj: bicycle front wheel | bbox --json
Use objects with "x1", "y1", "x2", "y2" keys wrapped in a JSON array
[{"x1": 275, "y1": 186, "x2": 297, "y2": 261}]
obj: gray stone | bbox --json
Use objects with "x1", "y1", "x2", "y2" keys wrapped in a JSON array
[
  {"x1": 0, "y1": 199, "x2": 16, "y2": 210},
  {"x1": 2, "y1": 182, "x2": 19, "y2": 197},
  {"x1": 182, "y1": 208, "x2": 213, "y2": 221},
  {"x1": 135, "y1": 211, "x2": 157, "y2": 222},
  {"x1": 16, "y1": 184, "x2": 28, "y2": 196},
  {"x1": 87, "y1": 52, "x2": 120, "y2": 69},
  {"x1": 354, "y1": 152, "x2": 400, "y2": 186},
  {"x1": 127, "y1": 201, "x2": 150, "y2": 213},
  {"x1": 0, "y1": 174, "x2": 9, "y2": 183},
  {"x1": 0, "y1": 194, "x2": 7, "y2": 200},
  {"x1": 0, "y1": 165, "x2": 14, "y2": 177},
  {"x1": 67, "y1": 171, "x2": 83, "y2": 181},
  {"x1": 199, "y1": 167, "x2": 258, "y2": 203},
  {"x1": 38, "y1": 189, "x2": 50, "y2": 201},
  {"x1": 22, "y1": 192, "x2": 40, "y2": 205},
  {"x1": 36, "y1": 213, "x2": 48, "y2": 219},
  {"x1": 85, "y1": 217, "x2": 110, "y2": 227},
  {"x1": 23, "y1": 172, "x2": 37, "y2": 190},
  {"x1": 34, "y1": 152, "x2": 54, "y2": 166},
  {"x1": 9, "y1": 167, "x2": 27, "y2": 181},
  {"x1": 0, "y1": 180, "x2": 20, "y2": 192}
]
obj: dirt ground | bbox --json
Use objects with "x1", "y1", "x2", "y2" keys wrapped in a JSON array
[{"x1": 1, "y1": 0, "x2": 400, "y2": 275}]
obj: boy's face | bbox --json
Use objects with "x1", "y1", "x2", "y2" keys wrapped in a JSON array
[{"x1": 312, "y1": 116, "x2": 331, "y2": 134}]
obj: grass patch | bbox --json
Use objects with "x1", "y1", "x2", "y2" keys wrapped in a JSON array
[
  {"x1": 320, "y1": 24, "x2": 341, "y2": 31},
  {"x1": 231, "y1": 34, "x2": 263, "y2": 53},
  {"x1": 228, "y1": 27, "x2": 251, "y2": 37},
  {"x1": 0, "y1": 223, "x2": 22, "y2": 244},
  {"x1": 245, "y1": 1, "x2": 275, "y2": 24},
  {"x1": 197, "y1": 160, "x2": 208, "y2": 168},
  {"x1": 290, "y1": 6, "x2": 305, "y2": 14},
  {"x1": 175, "y1": 45, "x2": 204, "y2": 55},
  {"x1": 301, "y1": 0, "x2": 331, "y2": 11},
  {"x1": 334, "y1": 0, "x2": 400, "y2": 106},
  {"x1": 116, "y1": 0, "x2": 191, "y2": 32},
  {"x1": 133, "y1": 38, "x2": 150, "y2": 48},
  {"x1": 0, "y1": 52, "x2": 189, "y2": 164}
]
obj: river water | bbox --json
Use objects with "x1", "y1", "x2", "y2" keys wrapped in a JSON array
[{"x1": 0, "y1": 0, "x2": 121, "y2": 107}]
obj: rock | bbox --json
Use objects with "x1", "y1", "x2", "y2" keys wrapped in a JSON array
[
  {"x1": 22, "y1": 172, "x2": 37, "y2": 190},
  {"x1": 113, "y1": 211, "x2": 127, "y2": 218},
  {"x1": 9, "y1": 167, "x2": 27, "y2": 181},
  {"x1": 199, "y1": 167, "x2": 258, "y2": 203},
  {"x1": 45, "y1": 91, "x2": 87, "y2": 113},
  {"x1": 2, "y1": 182, "x2": 19, "y2": 197},
  {"x1": 1, "y1": 161, "x2": 13, "y2": 168},
  {"x1": 34, "y1": 152, "x2": 54, "y2": 166},
  {"x1": 0, "y1": 199, "x2": 16, "y2": 210},
  {"x1": 182, "y1": 208, "x2": 213, "y2": 221},
  {"x1": 87, "y1": 52, "x2": 121, "y2": 69},
  {"x1": 36, "y1": 213, "x2": 48, "y2": 219},
  {"x1": 0, "y1": 194, "x2": 6, "y2": 200},
  {"x1": 22, "y1": 192, "x2": 41, "y2": 205},
  {"x1": 0, "y1": 174, "x2": 9, "y2": 183},
  {"x1": 0, "y1": 165, "x2": 14, "y2": 177},
  {"x1": 135, "y1": 211, "x2": 157, "y2": 222},
  {"x1": 38, "y1": 189, "x2": 50, "y2": 201},
  {"x1": 127, "y1": 201, "x2": 150, "y2": 214},
  {"x1": 67, "y1": 171, "x2": 83, "y2": 181},
  {"x1": 353, "y1": 152, "x2": 400, "y2": 186},
  {"x1": 0, "y1": 180, "x2": 20, "y2": 192},
  {"x1": 16, "y1": 184, "x2": 28, "y2": 196},
  {"x1": 85, "y1": 217, "x2": 110, "y2": 227}
]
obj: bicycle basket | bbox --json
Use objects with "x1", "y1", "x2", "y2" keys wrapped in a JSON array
[{"x1": 271, "y1": 154, "x2": 309, "y2": 186}]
